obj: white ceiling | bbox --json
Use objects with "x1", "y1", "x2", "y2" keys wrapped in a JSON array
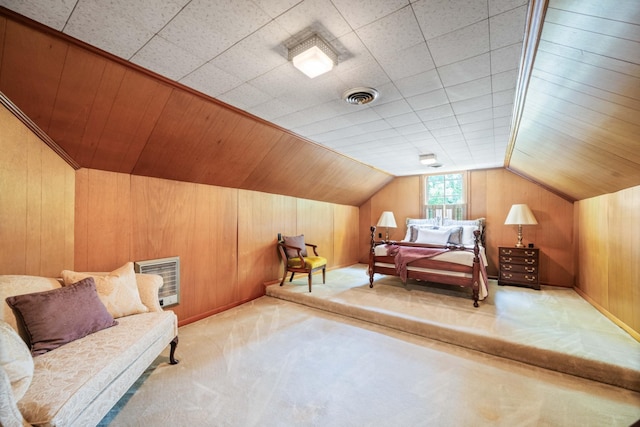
[{"x1": 0, "y1": 0, "x2": 529, "y2": 176}]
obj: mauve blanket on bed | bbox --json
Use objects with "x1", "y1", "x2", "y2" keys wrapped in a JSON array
[{"x1": 388, "y1": 246, "x2": 449, "y2": 282}]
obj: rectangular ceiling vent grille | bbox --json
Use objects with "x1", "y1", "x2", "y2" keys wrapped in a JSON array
[{"x1": 134, "y1": 256, "x2": 180, "y2": 307}]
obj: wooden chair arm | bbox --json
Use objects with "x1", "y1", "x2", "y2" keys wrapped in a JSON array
[
  {"x1": 304, "y1": 243, "x2": 319, "y2": 256},
  {"x1": 278, "y1": 242, "x2": 306, "y2": 268}
]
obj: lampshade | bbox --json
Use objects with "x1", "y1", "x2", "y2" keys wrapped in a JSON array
[
  {"x1": 288, "y1": 34, "x2": 337, "y2": 78},
  {"x1": 377, "y1": 211, "x2": 397, "y2": 228},
  {"x1": 504, "y1": 204, "x2": 538, "y2": 225}
]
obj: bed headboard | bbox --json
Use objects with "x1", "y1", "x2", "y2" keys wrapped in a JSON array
[{"x1": 402, "y1": 217, "x2": 486, "y2": 247}]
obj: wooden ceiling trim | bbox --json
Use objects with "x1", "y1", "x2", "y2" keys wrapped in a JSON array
[{"x1": 504, "y1": 0, "x2": 548, "y2": 167}]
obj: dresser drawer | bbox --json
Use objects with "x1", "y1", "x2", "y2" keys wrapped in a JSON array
[
  {"x1": 499, "y1": 263, "x2": 537, "y2": 274},
  {"x1": 499, "y1": 247, "x2": 538, "y2": 258},
  {"x1": 499, "y1": 271, "x2": 538, "y2": 285},
  {"x1": 499, "y1": 255, "x2": 538, "y2": 266}
]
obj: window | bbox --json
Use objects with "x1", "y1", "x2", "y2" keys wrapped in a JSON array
[{"x1": 424, "y1": 173, "x2": 466, "y2": 221}]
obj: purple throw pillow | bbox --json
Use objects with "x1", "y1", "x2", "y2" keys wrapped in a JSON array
[{"x1": 5, "y1": 277, "x2": 118, "y2": 356}]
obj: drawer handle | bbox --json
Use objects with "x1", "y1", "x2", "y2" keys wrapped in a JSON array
[
  {"x1": 525, "y1": 259, "x2": 536, "y2": 265},
  {"x1": 502, "y1": 249, "x2": 512, "y2": 255},
  {"x1": 525, "y1": 267, "x2": 535, "y2": 273},
  {"x1": 503, "y1": 273, "x2": 512, "y2": 279},
  {"x1": 502, "y1": 265, "x2": 512, "y2": 271},
  {"x1": 525, "y1": 251, "x2": 535, "y2": 256},
  {"x1": 503, "y1": 257, "x2": 512, "y2": 263},
  {"x1": 525, "y1": 275, "x2": 536, "y2": 282}
]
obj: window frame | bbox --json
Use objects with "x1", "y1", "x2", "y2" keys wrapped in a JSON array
[{"x1": 422, "y1": 172, "x2": 468, "y2": 222}]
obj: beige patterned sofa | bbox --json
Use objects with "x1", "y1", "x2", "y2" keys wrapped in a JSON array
[{"x1": 0, "y1": 263, "x2": 179, "y2": 427}]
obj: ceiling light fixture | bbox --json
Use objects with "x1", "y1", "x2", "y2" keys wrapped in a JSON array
[
  {"x1": 419, "y1": 153, "x2": 438, "y2": 165},
  {"x1": 288, "y1": 34, "x2": 338, "y2": 78}
]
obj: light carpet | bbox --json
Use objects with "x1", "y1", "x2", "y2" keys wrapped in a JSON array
[
  {"x1": 267, "y1": 264, "x2": 640, "y2": 392},
  {"x1": 100, "y1": 265, "x2": 640, "y2": 426}
]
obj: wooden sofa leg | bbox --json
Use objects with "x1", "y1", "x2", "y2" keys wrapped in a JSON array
[{"x1": 169, "y1": 336, "x2": 179, "y2": 365}]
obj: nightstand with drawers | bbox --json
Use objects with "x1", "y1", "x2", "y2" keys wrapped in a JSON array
[{"x1": 498, "y1": 246, "x2": 540, "y2": 290}]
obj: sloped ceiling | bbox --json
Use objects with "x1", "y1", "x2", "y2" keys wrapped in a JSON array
[
  {"x1": 506, "y1": 0, "x2": 640, "y2": 200},
  {"x1": 0, "y1": 1, "x2": 639, "y2": 204}
]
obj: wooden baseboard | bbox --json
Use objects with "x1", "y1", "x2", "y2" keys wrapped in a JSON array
[{"x1": 573, "y1": 286, "x2": 640, "y2": 342}]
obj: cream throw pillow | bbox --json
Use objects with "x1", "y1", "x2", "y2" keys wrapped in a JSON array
[
  {"x1": 61, "y1": 262, "x2": 148, "y2": 318},
  {"x1": 0, "y1": 320, "x2": 33, "y2": 401}
]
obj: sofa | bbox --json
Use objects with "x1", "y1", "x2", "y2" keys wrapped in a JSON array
[{"x1": 0, "y1": 262, "x2": 179, "y2": 427}]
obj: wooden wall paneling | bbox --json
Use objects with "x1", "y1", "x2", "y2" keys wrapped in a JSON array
[
  {"x1": 237, "y1": 190, "x2": 296, "y2": 301},
  {"x1": 0, "y1": 103, "x2": 74, "y2": 275},
  {"x1": 188, "y1": 183, "x2": 215, "y2": 316},
  {"x1": 358, "y1": 198, "x2": 372, "y2": 263},
  {"x1": 74, "y1": 169, "x2": 89, "y2": 270},
  {"x1": 576, "y1": 197, "x2": 609, "y2": 305},
  {"x1": 370, "y1": 176, "x2": 421, "y2": 242},
  {"x1": 0, "y1": 104, "x2": 29, "y2": 273},
  {"x1": 130, "y1": 175, "x2": 198, "y2": 322},
  {"x1": 468, "y1": 169, "x2": 488, "y2": 218},
  {"x1": 210, "y1": 186, "x2": 239, "y2": 309},
  {"x1": 0, "y1": 20, "x2": 67, "y2": 132},
  {"x1": 332, "y1": 204, "x2": 359, "y2": 268},
  {"x1": 75, "y1": 169, "x2": 131, "y2": 271},
  {"x1": 93, "y1": 69, "x2": 173, "y2": 173},
  {"x1": 38, "y1": 140, "x2": 74, "y2": 277},
  {"x1": 537, "y1": 186, "x2": 574, "y2": 286},
  {"x1": 48, "y1": 45, "x2": 108, "y2": 161},
  {"x1": 607, "y1": 187, "x2": 639, "y2": 332},
  {"x1": 296, "y1": 198, "x2": 334, "y2": 269},
  {"x1": 25, "y1": 121, "x2": 43, "y2": 274}
]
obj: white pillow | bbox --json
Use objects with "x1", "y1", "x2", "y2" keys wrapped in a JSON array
[
  {"x1": 61, "y1": 262, "x2": 148, "y2": 318},
  {"x1": 403, "y1": 218, "x2": 439, "y2": 241},
  {"x1": 0, "y1": 320, "x2": 33, "y2": 401},
  {"x1": 415, "y1": 228, "x2": 452, "y2": 245},
  {"x1": 461, "y1": 225, "x2": 480, "y2": 246}
]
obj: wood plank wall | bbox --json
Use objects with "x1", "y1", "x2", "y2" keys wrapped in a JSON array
[
  {"x1": 0, "y1": 103, "x2": 74, "y2": 276},
  {"x1": 75, "y1": 169, "x2": 359, "y2": 325},
  {"x1": 360, "y1": 168, "x2": 575, "y2": 287},
  {"x1": 575, "y1": 185, "x2": 640, "y2": 337}
]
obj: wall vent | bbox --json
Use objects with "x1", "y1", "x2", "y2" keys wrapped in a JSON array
[{"x1": 134, "y1": 256, "x2": 180, "y2": 307}]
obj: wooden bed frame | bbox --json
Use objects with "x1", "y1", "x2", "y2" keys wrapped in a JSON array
[{"x1": 368, "y1": 225, "x2": 484, "y2": 307}]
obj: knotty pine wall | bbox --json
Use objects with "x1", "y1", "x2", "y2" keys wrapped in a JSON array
[
  {"x1": 575, "y1": 185, "x2": 640, "y2": 337},
  {"x1": 360, "y1": 168, "x2": 575, "y2": 287},
  {"x1": 0, "y1": 102, "x2": 74, "y2": 276},
  {"x1": 75, "y1": 169, "x2": 359, "y2": 325}
]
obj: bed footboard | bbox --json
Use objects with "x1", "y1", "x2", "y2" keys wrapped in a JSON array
[{"x1": 369, "y1": 225, "x2": 482, "y2": 307}]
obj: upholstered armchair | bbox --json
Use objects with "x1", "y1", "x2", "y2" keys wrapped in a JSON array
[{"x1": 277, "y1": 234, "x2": 327, "y2": 292}]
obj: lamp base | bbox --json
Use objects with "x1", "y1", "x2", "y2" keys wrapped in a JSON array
[{"x1": 515, "y1": 224, "x2": 524, "y2": 247}]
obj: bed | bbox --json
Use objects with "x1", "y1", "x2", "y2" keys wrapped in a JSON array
[{"x1": 368, "y1": 217, "x2": 488, "y2": 307}]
